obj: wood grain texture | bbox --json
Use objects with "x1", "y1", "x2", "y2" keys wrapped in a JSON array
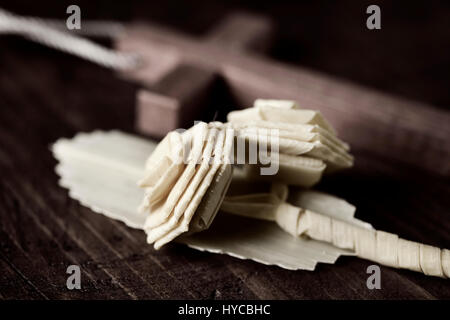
[{"x1": 0, "y1": 5, "x2": 449, "y2": 300}]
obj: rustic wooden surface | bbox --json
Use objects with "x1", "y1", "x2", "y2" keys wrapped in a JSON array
[{"x1": 0, "y1": 2, "x2": 450, "y2": 300}]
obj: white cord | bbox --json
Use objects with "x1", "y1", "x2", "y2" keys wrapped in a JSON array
[{"x1": 0, "y1": 8, "x2": 141, "y2": 70}]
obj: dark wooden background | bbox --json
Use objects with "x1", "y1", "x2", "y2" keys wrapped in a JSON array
[{"x1": 0, "y1": 0, "x2": 449, "y2": 299}]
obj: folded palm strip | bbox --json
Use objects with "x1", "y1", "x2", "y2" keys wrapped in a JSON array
[
  {"x1": 139, "y1": 101, "x2": 450, "y2": 277},
  {"x1": 138, "y1": 122, "x2": 234, "y2": 249},
  {"x1": 52, "y1": 130, "x2": 359, "y2": 271},
  {"x1": 222, "y1": 177, "x2": 450, "y2": 278},
  {"x1": 228, "y1": 99, "x2": 353, "y2": 187}
]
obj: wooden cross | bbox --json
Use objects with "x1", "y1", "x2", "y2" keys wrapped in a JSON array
[{"x1": 115, "y1": 11, "x2": 450, "y2": 177}]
